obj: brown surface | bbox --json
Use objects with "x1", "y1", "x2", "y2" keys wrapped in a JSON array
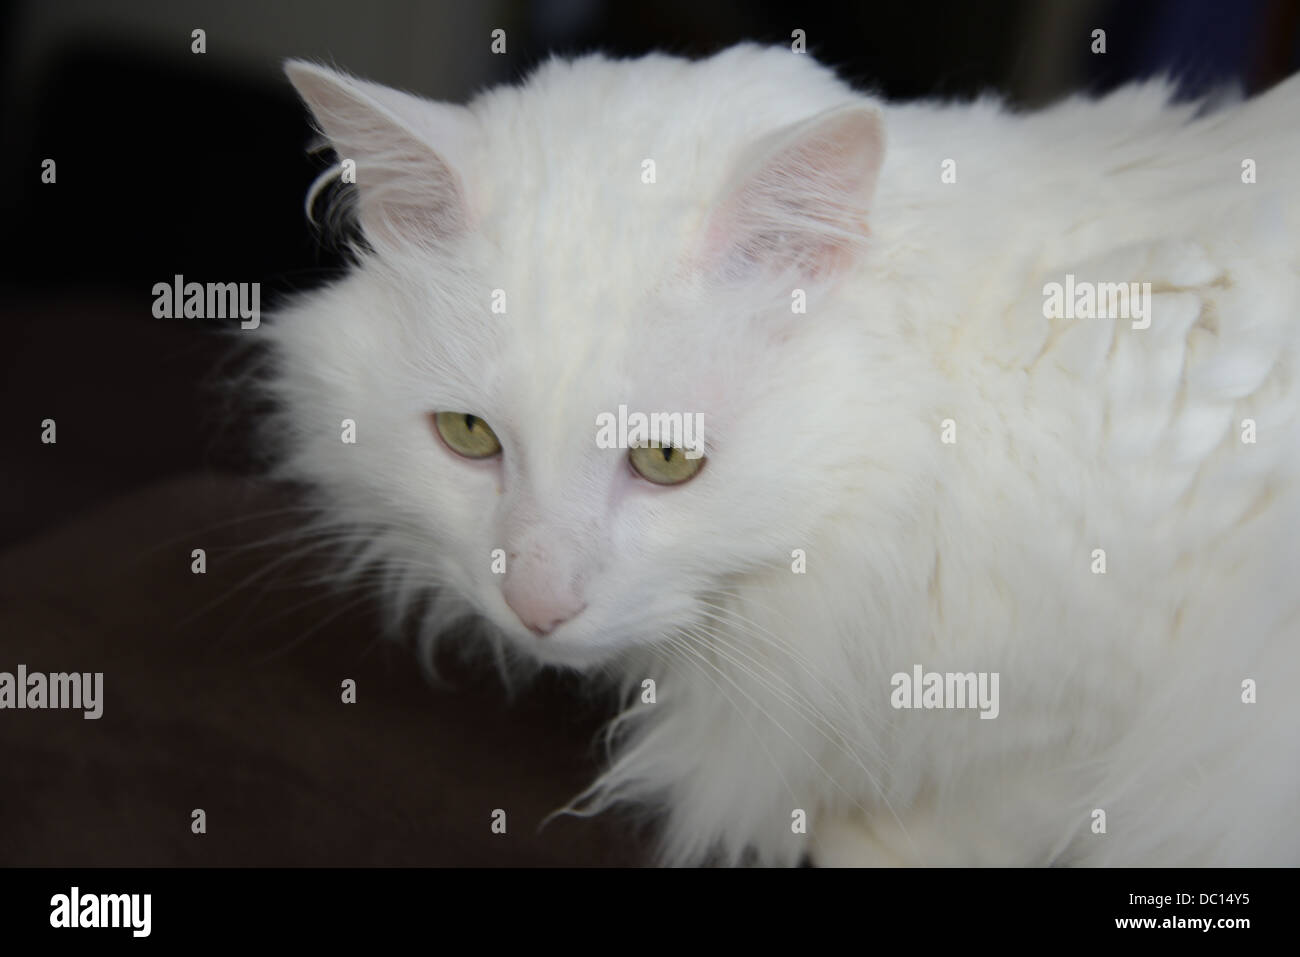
[{"x1": 0, "y1": 473, "x2": 648, "y2": 866}]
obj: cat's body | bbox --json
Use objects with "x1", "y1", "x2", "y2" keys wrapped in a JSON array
[{"x1": 268, "y1": 45, "x2": 1300, "y2": 865}]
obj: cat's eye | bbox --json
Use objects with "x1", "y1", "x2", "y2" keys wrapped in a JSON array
[
  {"x1": 432, "y1": 412, "x2": 502, "y2": 459},
  {"x1": 628, "y1": 445, "x2": 705, "y2": 486}
]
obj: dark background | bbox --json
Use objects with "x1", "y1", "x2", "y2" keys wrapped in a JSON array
[{"x1": 0, "y1": 0, "x2": 1297, "y2": 866}]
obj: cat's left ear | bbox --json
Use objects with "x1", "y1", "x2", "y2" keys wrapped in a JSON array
[
  {"x1": 699, "y1": 103, "x2": 885, "y2": 283},
  {"x1": 285, "y1": 60, "x2": 477, "y2": 251}
]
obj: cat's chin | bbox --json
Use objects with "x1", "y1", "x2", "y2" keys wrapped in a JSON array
[
  {"x1": 514, "y1": 636, "x2": 620, "y2": 670},
  {"x1": 522, "y1": 643, "x2": 608, "y2": 670},
  {"x1": 497, "y1": 624, "x2": 637, "y2": 671}
]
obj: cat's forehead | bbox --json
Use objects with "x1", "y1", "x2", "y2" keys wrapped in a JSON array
[
  {"x1": 489, "y1": 293, "x2": 718, "y2": 408},
  {"x1": 463, "y1": 143, "x2": 712, "y2": 347},
  {"x1": 463, "y1": 46, "x2": 860, "y2": 271},
  {"x1": 472, "y1": 278, "x2": 733, "y2": 451},
  {"x1": 471, "y1": 117, "x2": 709, "y2": 290}
]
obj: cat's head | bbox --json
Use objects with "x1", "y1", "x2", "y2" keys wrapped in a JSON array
[{"x1": 270, "y1": 47, "x2": 889, "y2": 669}]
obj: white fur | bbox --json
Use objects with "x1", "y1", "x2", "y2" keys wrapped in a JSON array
[{"x1": 267, "y1": 45, "x2": 1300, "y2": 865}]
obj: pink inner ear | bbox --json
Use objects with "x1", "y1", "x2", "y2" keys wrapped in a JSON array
[
  {"x1": 286, "y1": 61, "x2": 473, "y2": 251},
  {"x1": 699, "y1": 105, "x2": 886, "y2": 282},
  {"x1": 358, "y1": 141, "x2": 469, "y2": 245}
]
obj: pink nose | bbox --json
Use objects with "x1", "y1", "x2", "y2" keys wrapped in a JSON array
[{"x1": 502, "y1": 580, "x2": 586, "y2": 636}]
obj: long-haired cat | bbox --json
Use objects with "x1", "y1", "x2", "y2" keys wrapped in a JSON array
[{"x1": 264, "y1": 44, "x2": 1300, "y2": 865}]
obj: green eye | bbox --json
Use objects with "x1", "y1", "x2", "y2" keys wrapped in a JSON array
[
  {"x1": 628, "y1": 444, "x2": 705, "y2": 486},
  {"x1": 432, "y1": 412, "x2": 502, "y2": 459}
]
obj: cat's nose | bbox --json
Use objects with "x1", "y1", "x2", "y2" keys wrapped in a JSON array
[{"x1": 502, "y1": 580, "x2": 587, "y2": 636}]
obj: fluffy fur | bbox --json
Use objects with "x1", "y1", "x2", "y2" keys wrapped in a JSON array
[{"x1": 265, "y1": 45, "x2": 1300, "y2": 865}]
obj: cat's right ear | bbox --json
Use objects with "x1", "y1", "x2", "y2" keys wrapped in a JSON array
[{"x1": 285, "y1": 60, "x2": 476, "y2": 251}]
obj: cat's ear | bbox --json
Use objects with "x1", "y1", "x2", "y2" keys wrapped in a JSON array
[
  {"x1": 285, "y1": 60, "x2": 475, "y2": 250},
  {"x1": 700, "y1": 104, "x2": 885, "y2": 282}
]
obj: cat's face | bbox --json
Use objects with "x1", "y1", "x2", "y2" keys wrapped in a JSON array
[{"x1": 278, "y1": 52, "x2": 885, "y2": 667}]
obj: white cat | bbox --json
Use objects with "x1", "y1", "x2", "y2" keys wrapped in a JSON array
[{"x1": 265, "y1": 44, "x2": 1300, "y2": 865}]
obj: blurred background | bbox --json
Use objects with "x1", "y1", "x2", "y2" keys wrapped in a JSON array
[{"x1": 0, "y1": 0, "x2": 1297, "y2": 866}]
